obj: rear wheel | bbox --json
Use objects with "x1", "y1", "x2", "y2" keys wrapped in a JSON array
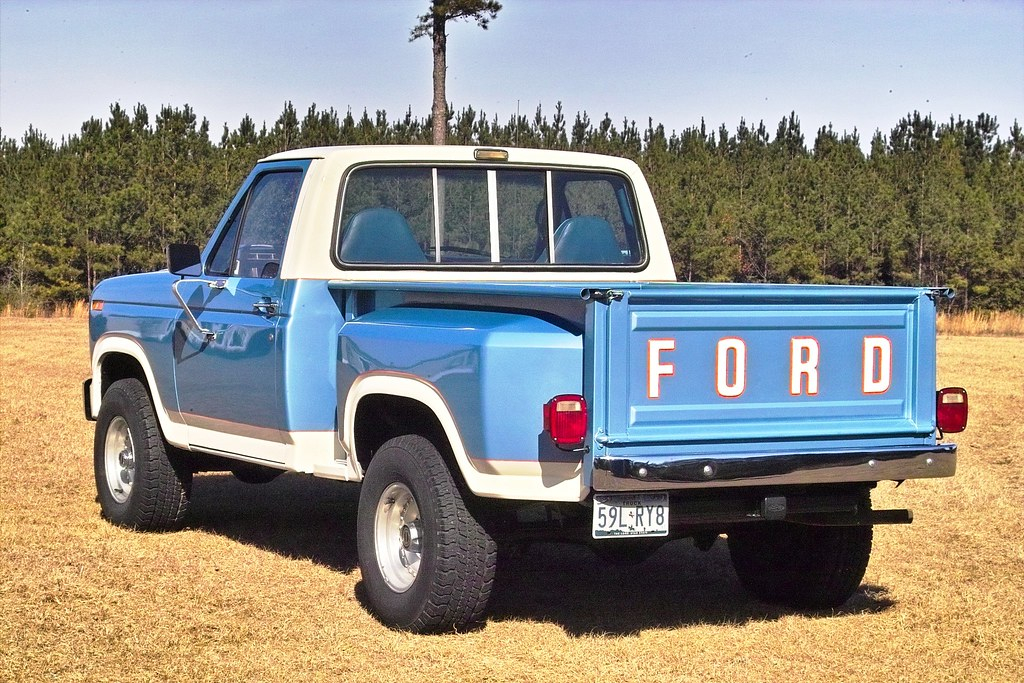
[
  {"x1": 94, "y1": 378, "x2": 191, "y2": 531},
  {"x1": 728, "y1": 494, "x2": 873, "y2": 609},
  {"x1": 356, "y1": 435, "x2": 496, "y2": 632}
]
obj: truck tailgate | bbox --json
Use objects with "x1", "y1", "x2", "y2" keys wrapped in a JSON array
[{"x1": 586, "y1": 284, "x2": 953, "y2": 490}]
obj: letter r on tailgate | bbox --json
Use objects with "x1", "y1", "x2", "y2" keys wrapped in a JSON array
[{"x1": 790, "y1": 337, "x2": 820, "y2": 396}]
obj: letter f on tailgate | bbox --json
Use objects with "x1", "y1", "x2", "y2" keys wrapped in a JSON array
[{"x1": 648, "y1": 339, "x2": 676, "y2": 399}]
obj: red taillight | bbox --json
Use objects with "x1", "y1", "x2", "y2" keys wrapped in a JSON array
[
  {"x1": 936, "y1": 387, "x2": 968, "y2": 434},
  {"x1": 543, "y1": 394, "x2": 587, "y2": 449}
]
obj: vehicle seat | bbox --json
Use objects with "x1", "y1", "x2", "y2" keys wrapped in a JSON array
[
  {"x1": 339, "y1": 208, "x2": 427, "y2": 263},
  {"x1": 550, "y1": 216, "x2": 624, "y2": 265},
  {"x1": 236, "y1": 243, "x2": 279, "y2": 278}
]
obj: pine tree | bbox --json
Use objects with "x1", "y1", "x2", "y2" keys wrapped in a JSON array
[{"x1": 411, "y1": 1, "x2": 501, "y2": 145}]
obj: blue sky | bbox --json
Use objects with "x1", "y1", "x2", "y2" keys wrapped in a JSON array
[{"x1": 1, "y1": 0, "x2": 1022, "y2": 146}]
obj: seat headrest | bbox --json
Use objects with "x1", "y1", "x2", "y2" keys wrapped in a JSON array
[
  {"x1": 340, "y1": 208, "x2": 427, "y2": 263},
  {"x1": 552, "y1": 216, "x2": 624, "y2": 265}
]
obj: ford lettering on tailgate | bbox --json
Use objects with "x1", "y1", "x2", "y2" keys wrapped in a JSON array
[{"x1": 592, "y1": 285, "x2": 937, "y2": 452}]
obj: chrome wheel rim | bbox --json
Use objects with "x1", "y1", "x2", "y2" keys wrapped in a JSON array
[
  {"x1": 103, "y1": 416, "x2": 135, "y2": 504},
  {"x1": 374, "y1": 482, "x2": 422, "y2": 592}
]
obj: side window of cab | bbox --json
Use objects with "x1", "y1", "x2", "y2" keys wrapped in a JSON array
[{"x1": 207, "y1": 169, "x2": 304, "y2": 278}]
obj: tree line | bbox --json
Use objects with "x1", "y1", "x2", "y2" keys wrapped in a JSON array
[{"x1": 1, "y1": 102, "x2": 1022, "y2": 311}]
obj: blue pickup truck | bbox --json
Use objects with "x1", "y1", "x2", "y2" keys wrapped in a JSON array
[{"x1": 84, "y1": 145, "x2": 967, "y2": 631}]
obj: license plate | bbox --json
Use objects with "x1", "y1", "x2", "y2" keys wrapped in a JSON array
[{"x1": 592, "y1": 492, "x2": 669, "y2": 538}]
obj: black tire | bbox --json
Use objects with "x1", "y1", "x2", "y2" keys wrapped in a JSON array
[
  {"x1": 94, "y1": 378, "x2": 192, "y2": 531},
  {"x1": 356, "y1": 435, "x2": 497, "y2": 632},
  {"x1": 231, "y1": 463, "x2": 282, "y2": 484},
  {"x1": 727, "y1": 494, "x2": 873, "y2": 610}
]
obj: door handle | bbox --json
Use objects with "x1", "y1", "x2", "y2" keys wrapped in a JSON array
[{"x1": 253, "y1": 297, "x2": 280, "y2": 316}]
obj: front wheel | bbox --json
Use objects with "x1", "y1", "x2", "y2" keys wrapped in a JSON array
[
  {"x1": 728, "y1": 494, "x2": 873, "y2": 610},
  {"x1": 356, "y1": 435, "x2": 496, "y2": 632},
  {"x1": 94, "y1": 378, "x2": 192, "y2": 531}
]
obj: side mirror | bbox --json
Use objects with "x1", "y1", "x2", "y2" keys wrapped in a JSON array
[{"x1": 166, "y1": 244, "x2": 202, "y2": 277}]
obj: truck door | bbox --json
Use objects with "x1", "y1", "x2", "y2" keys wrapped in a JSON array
[{"x1": 171, "y1": 163, "x2": 307, "y2": 460}]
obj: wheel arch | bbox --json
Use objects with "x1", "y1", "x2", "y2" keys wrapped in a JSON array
[
  {"x1": 91, "y1": 334, "x2": 189, "y2": 448},
  {"x1": 352, "y1": 394, "x2": 453, "y2": 475},
  {"x1": 342, "y1": 372, "x2": 586, "y2": 502},
  {"x1": 344, "y1": 373, "x2": 471, "y2": 490},
  {"x1": 99, "y1": 352, "x2": 146, "y2": 396}
]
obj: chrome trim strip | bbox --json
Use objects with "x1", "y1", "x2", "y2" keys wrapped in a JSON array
[
  {"x1": 182, "y1": 412, "x2": 287, "y2": 443},
  {"x1": 591, "y1": 444, "x2": 956, "y2": 491}
]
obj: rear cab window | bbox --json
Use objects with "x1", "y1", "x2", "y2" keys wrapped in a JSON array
[{"x1": 335, "y1": 165, "x2": 645, "y2": 268}]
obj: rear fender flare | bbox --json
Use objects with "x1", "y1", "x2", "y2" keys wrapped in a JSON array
[
  {"x1": 342, "y1": 371, "x2": 586, "y2": 502},
  {"x1": 342, "y1": 371, "x2": 471, "y2": 482}
]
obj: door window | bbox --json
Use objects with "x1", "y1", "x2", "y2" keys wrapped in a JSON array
[{"x1": 208, "y1": 170, "x2": 303, "y2": 278}]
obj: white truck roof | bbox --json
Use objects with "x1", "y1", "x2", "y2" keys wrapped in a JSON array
[{"x1": 269, "y1": 145, "x2": 677, "y2": 283}]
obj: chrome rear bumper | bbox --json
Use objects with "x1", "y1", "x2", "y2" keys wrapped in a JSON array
[{"x1": 591, "y1": 444, "x2": 956, "y2": 492}]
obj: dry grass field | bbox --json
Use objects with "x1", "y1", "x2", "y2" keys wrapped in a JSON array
[{"x1": 2, "y1": 318, "x2": 1022, "y2": 683}]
